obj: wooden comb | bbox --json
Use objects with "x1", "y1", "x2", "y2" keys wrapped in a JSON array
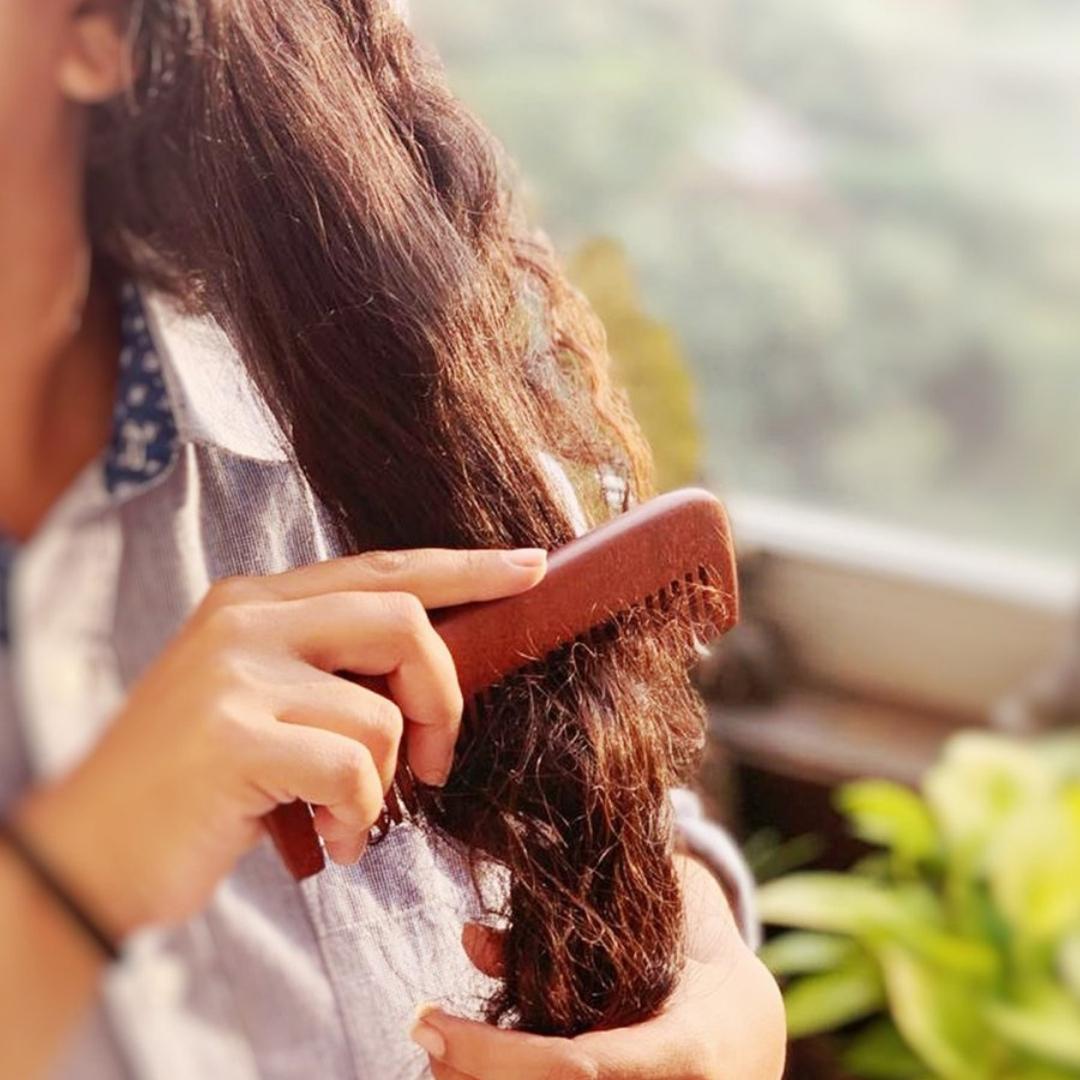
[{"x1": 265, "y1": 487, "x2": 739, "y2": 880}]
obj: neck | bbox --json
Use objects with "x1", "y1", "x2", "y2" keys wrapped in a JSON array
[{"x1": 0, "y1": 141, "x2": 118, "y2": 540}]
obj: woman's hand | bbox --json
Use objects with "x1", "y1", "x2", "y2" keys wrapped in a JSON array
[
  {"x1": 411, "y1": 859, "x2": 787, "y2": 1080},
  {"x1": 16, "y1": 547, "x2": 547, "y2": 942}
]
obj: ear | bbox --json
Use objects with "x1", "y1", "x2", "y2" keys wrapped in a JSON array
[{"x1": 57, "y1": 0, "x2": 132, "y2": 105}]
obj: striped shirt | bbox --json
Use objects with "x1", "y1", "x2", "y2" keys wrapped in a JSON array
[{"x1": 0, "y1": 286, "x2": 755, "y2": 1079}]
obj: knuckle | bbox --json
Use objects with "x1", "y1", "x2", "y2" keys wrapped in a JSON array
[
  {"x1": 369, "y1": 695, "x2": 404, "y2": 746},
  {"x1": 319, "y1": 590, "x2": 366, "y2": 622},
  {"x1": 359, "y1": 549, "x2": 411, "y2": 577},
  {"x1": 381, "y1": 590, "x2": 429, "y2": 638},
  {"x1": 335, "y1": 744, "x2": 381, "y2": 821},
  {"x1": 464, "y1": 547, "x2": 494, "y2": 576},
  {"x1": 207, "y1": 692, "x2": 261, "y2": 750},
  {"x1": 205, "y1": 575, "x2": 264, "y2": 611},
  {"x1": 544, "y1": 1051, "x2": 599, "y2": 1080},
  {"x1": 204, "y1": 646, "x2": 259, "y2": 692},
  {"x1": 199, "y1": 600, "x2": 258, "y2": 645},
  {"x1": 335, "y1": 742, "x2": 368, "y2": 790},
  {"x1": 439, "y1": 684, "x2": 465, "y2": 730}
]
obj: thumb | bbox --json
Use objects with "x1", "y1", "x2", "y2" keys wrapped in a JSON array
[{"x1": 410, "y1": 1006, "x2": 597, "y2": 1080}]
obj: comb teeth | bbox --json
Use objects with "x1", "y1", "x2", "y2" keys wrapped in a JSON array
[
  {"x1": 669, "y1": 576, "x2": 682, "y2": 608},
  {"x1": 472, "y1": 689, "x2": 491, "y2": 729},
  {"x1": 572, "y1": 630, "x2": 601, "y2": 662},
  {"x1": 685, "y1": 570, "x2": 702, "y2": 622}
]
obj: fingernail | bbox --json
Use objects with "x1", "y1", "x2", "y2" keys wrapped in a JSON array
[
  {"x1": 504, "y1": 547, "x2": 547, "y2": 569},
  {"x1": 415, "y1": 1002, "x2": 443, "y2": 1023},
  {"x1": 410, "y1": 1020, "x2": 445, "y2": 1059},
  {"x1": 410, "y1": 1006, "x2": 449, "y2": 1058}
]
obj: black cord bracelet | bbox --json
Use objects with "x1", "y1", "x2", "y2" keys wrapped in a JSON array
[{"x1": 0, "y1": 817, "x2": 121, "y2": 962}]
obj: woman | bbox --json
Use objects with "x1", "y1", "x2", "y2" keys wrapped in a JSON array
[{"x1": 0, "y1": 1, "x2": 785, "y2": 1077}]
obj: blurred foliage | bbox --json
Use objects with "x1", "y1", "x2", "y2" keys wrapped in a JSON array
[
  {"x1": 568, "y1": 237, "x2": 703, "y2": 490},
  {"x1": 741, "y1": 826, "x2": 826, "y2": 886},
  {"x1": 412, "y1": 0, "x2": 1080, "y2": 556},
  {"x1": 759, "y1": 732, "x2": 1080, "y2": 1079}
]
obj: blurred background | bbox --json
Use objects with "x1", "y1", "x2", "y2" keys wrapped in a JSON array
[{"x1": 411, "y1": 2, "x2": 1080, "y2": 1077}]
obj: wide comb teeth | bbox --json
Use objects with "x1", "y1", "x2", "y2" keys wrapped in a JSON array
[
  {"x1": 267, "y1": 488, "x2": 739, "y2": 876},
  {"x1": 637, "y1": 564, "x2": 727, "y2": 631}
]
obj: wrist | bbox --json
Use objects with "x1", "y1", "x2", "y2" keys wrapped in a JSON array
[
  {"x1": 0, "y1": 820, "x2": 111, "y2": 1078},
  {"x1": 14, "y1": 777, "x2": 140, "y2": 945}
]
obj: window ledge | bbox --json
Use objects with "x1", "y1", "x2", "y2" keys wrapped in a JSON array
[
  {"x1": 709, "y1": 690, "x2": 966, "y2": 788},
  {"x1": 727, "y1": 494, "x2": 1078, "y2": 718},
  {"x1": 730, "y1": 493, "x2": 1078, "y2": 613}
]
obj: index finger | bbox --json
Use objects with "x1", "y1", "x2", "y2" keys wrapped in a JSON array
[{"x1": 260, "y1": 547, "x2": 547, "y2": 609}]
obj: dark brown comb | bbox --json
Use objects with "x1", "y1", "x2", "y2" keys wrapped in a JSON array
[{"x1": 265, "y1": 487, "x2": 739, "y2": 880}]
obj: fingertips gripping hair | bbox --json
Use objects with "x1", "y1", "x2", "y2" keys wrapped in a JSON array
[{"x1": 88, "y1": 0, "x2": 706, "y2": 1035}]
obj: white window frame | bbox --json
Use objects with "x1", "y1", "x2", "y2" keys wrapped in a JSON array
[{"x1": 728, "y1": 493, "x2": 1080, "y2": 721}]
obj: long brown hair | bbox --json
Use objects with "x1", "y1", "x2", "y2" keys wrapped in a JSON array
[{"x1": 88, "y1": 0, "x2": 707, "y2": 1035}]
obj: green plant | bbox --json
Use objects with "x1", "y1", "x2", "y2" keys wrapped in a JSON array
[
  {"x1": 568, "y1": 237, "x2": 703, "y2": 491},
  {"x1": 759, "y1": 732, "x2": 1080, "y2": 1079}
]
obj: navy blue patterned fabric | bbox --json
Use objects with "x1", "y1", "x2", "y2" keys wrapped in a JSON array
[
  {"x1": 0, "y1": 286, "x2": 179, "y2": 644},
  {"x1": 104, "y1": 284, "x2": 180, "y2": 496}
]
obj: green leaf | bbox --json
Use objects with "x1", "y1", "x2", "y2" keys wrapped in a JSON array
[
  {"x1": 759, "y1": 931, "x2": 861, "y2": 977},
  {"x1": 998, "y1": 1064, "x2": 1080, "y2": 1080},
  {"x1": 784, "y1": 955, "x2": 886, "y2": 1038},
  {"x1": 843, "y1": 1018, "x2": 929, "y2": 1079},
  {"x1": 1059, "y1": 932, "x2": 1080, "y2": 1002},
  {"x1": 741, "y1": 828, "x2": 826, "y2": 884},
  {"x1": 838, "y1": 780, "x2": 940, "y2": 864},
  {"x1": 987, "y1": 792, "x2": 1080, "y2": 942},
  {"x1": 988, "y1": 989, "x2": 1080, "y2": 1070},
  {"x1": 759, "y1": 873, "x2": 997, "y2": 979},
  {"x1": 853, "y1": 851, "x2": 898, "y2": 881},
  {"x1": 888, "y1": 920, "x2": 1001, "y2": 981},
  {"x1": 878, "y1": 944, "x2": 994, "y2": 1080},
  {"x1": 924, "y1": 733, "x2": 1051, "y2": 869},
  {"x1": 758, "y1": 873, "x2": 927, "y2": 937}
]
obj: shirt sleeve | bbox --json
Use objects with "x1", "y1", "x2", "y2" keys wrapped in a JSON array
[{"x1": 670, "y1": 788, "x2": 761, "y2": 951}]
